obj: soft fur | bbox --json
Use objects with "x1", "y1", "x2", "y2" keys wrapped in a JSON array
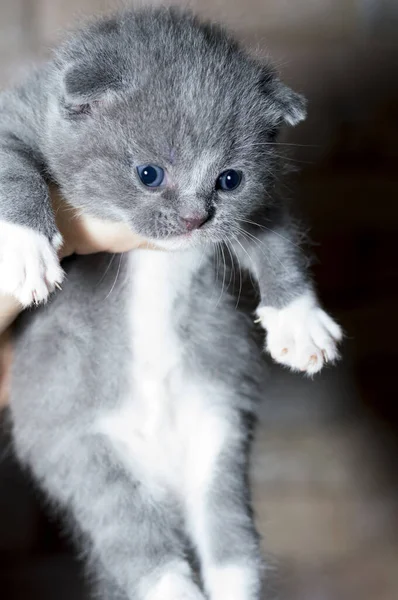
[{"x1": 1, "y1": 7, "x2": 341, "y2": 599}]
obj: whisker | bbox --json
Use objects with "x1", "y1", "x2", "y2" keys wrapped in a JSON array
[
  {"x1": 210, "y1": 243, "x2": 221, "y2": 304},
  {"x1": 96, "y1": 253, "x2": 116, "y2": 287},
  {"x1": 224, "y1": 240, "x2": 236, "y2": 294},
  {"x1": 227, "y1": 238, "x2": 243, "y2": 309},
  {"x1": 239, "y1": 218, "x2": 304, "y2": 251},
  {"x1": 231, "y1": 232, "x2": 256, "y2": 289},
  {"x1": 214, "y1": 242, "x2": 220, "y2": 282},
  {"x1": 234, "y1": 141, "x2": 316, "y2": 150},
  {"x1": 215, "y1": 243, "x2": 227, "y2": 308},
  {"x1": 237, "y1": 227, "x2": 290, "y2": 276},
  {"x1": 104, "y1": 253, "x2": 123, "y2": 300},
  {"x1": 267, "y1": 152, "x2": 312, "y2": 165},
  {"x1": 196, "y1": 245, "x2": 207, "y2": 272}
]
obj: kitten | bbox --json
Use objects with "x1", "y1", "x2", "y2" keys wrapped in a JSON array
[{"x1": 3, "y1": 7, "x2": 342, "y2": 600}]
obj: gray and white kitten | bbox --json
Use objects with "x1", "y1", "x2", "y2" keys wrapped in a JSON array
[{"x1": 1, "y1": 7, "x2": 342, "y2": 600}]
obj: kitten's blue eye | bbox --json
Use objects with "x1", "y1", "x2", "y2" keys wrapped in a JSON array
[
  {"x1": 137, "y1": 165, "x2": 165, "y2": 187},
  {"x1": 216, "y1": 169, "x2": 242, "y2": 191}
]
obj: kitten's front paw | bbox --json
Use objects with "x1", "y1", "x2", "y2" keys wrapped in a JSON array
[
  {"x1": 256, "y1": 291, "x2": 342, "y2": 375},
  {"x1": 0, "y1": 221, "x2": 64, "y2": 308}
]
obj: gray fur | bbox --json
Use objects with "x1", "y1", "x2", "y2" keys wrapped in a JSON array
[
  {"x1": 12, "y1": 251, "x2": 265, "y2": 598},
  {"x1": 3, "y1": 7, "x2": 314, "y2": 599}
]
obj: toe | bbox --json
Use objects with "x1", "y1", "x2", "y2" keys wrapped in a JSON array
[
  {"x1": 300, "y1": 347, "x2": 325, "y2": 375},
  {"x1": 317, "y1": 309, "x2": 343, "y2": 341},
  {"x1": 266, "y1": 335, "x2": 296, "y2": 368},
  {"x1": 310, "y1": 320, "x2": 340, "y2": 364}
]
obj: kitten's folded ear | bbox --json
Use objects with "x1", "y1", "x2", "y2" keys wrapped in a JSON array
[
  {"x1": 55, "y1": 19, "x2": 127, "y2": 110},
  {"x1": 259, "y1": 69, "x2": 307, "y2": 127},
  {"x1": 272, "y1": 82, "x2": 307, "y2": 127},
  {"x1": 63, "y1": 60, "x2": 121, "y2": 105}
]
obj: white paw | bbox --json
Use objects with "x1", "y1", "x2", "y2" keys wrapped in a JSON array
[
  {"x1": 256, "y1": 291, "x2": 343, "y2": 376},
  {"x1": 144, "y1": 565, "x2": 205, "y2": 600},
  {"x1": 205, "y1": 564, "x2": 262, "y2": 600},
  {"x1": 0, "y1": 221, "x2": 64, "y2": 308}
]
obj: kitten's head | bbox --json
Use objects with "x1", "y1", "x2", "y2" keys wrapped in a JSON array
[{"x1": 47, "y1": 7, "x2": 306, "y2": 249}]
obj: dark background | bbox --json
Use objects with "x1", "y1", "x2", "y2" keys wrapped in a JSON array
[{"x1": 1, "y1": 1, "x2": 398, "y2": 598}]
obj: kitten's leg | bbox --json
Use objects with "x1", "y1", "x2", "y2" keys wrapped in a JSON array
[
  {"x1": 185, "y1": 411, "x2": 263, "y2": 600},
  {"x1": 0, "y1": 134, "x2": 63, "y2": 306},
  {"x1": 233, "y1": 210, "x2": 342, "y2": 375},
  {"x1": 23, "y1": 434, "x2": 205, "y2": 600}
]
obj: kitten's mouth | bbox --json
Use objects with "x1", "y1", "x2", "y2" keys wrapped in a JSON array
[
  {"x1": 147, "y1": 227, "x2": 213, "y2": 251},
  {"x1": 150, "y1": 232, "x2": 198, "y2": 251}
]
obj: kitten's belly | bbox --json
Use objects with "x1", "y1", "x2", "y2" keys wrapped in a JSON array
[
  {"x1": 96, "y1": 373, "x2": 219, "y2": 499},
  {"x1": 95, "y1": 250, "x2": 230, "y2": 500}
]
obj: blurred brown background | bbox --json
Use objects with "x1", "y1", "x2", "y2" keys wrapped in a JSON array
[{"x1": 1, "y1": 1, "x2": 398, "y2": 599}]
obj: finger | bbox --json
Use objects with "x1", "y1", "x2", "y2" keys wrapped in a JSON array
[
  {"x1": 0, "y1": 294, "x2": 21, "y2": 335},
  {"x1": 50, "y1": 185, "x2": 160, "y2": 257}
]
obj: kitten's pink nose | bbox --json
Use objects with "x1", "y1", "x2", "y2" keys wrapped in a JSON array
[{"x1": 181, "y1": 213, "x2": 209, "y2": 231}]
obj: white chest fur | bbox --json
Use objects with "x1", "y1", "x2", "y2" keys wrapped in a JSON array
[{"x1": 95, "y1": 249, "x2": 230, "y2": 500}]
